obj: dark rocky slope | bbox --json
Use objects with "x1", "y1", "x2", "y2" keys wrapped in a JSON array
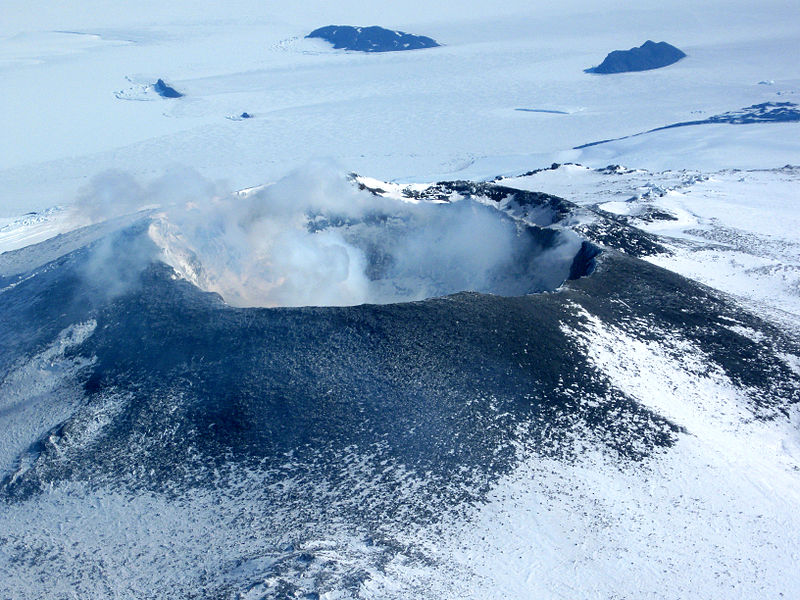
[
  {"x1": 586, "y1": 40, "x2": 686, "y2": 74},
  {"x1": 307, "y1": 25, "x2": 439, "y2": 52}
]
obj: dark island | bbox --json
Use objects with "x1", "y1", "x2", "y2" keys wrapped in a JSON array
[
  {"x1": 153, "y1": 78, "x2": 183, "y2": 98},
  {"x1": 586, "y1": 40, "x2": 686, "y2": 74},
  {"x1": 306, "y1": 25, "x2": 439, "y2": 52}
]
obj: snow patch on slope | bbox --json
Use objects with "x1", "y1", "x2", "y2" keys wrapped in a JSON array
[
  {"x1": 406, "y1": 304, "x2": 800, "y2": 599},
  {"x1": 0, "y1": 321, "x2": 96, "y2": 478}
]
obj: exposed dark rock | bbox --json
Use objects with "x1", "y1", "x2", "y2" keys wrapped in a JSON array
[
  {"x1": 153, "y1": 78, "x2": 183, "y2": 98},
  {"x1": 595, "y1": 164, "x2": 635, "y2": 175},
  {"x1": 306, "y1": 25, "x2": 439, "y2": 52},
  {"x1": 576, "y1": 211, "x2": 670, "y2": 257},
  {"x1": 586, "y1": 40, "x2": 686, "y2": 74},
  {"x1": 569, "y1": 241, "x2": 602, "y2": 279},
  {"x1": 576, "y1": 102, "x2": 800, "y2": 149},
  {"x1": 515, "y1": 108, "x2": 569, "y2": 114},
  {"x1": 638, "y1": 208, "x2": 679, "y2": 223},
  {"x1": 507, "y1": 162, "x2": 572, "y2": 180}
]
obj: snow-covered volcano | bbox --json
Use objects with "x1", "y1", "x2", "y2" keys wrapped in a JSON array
[
  {"x1": 2, "y1": 0, "x2": 800, "y2": 598},
  {"x1": 2, "y1": 167, "x2": 800, "y2": 598}
]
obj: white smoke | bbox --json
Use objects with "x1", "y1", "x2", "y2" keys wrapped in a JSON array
[
  {"x1": 73, "y1": 163, "x2": 582, "y2": 307},
  {"x1": 71, "y1": 167, "x2": 224, "y2": 226}
]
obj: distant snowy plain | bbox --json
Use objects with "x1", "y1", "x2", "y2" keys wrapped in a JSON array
[
  {"x1": 1, "y1": 0, "x2": 799, "y2": 212},
  {"x1": 2, "y1": 1, "x2": 800, "y2": 599}
]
